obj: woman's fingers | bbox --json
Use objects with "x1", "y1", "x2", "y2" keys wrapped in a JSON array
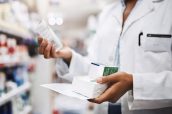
[
  {"x1": 37, "y1": 38, "x2": 63, "y2": 59},
  {"x1": 88, "y1": 83, "x2": 121, "y2": 104},
  {"x1": 44, "y1": 43, "x2": 53, "y2": 58},
  {"x1": 51, "y1": 45, "x2": 59, "y2": 58},
  {"x1": 38, "y1": 37, "x2": 43, "y2": 45},
  {"x1": 96, "y1": 74, "x2": 119, "y2": 84},
  {"x1": 38, "y1": 39, "x2": 71, "y2": 60},
  {"x1": 88, "y1": 85, "x2": 115, "y2": 104},
  {"x1": 39, "y1": 39, "x2": 48, "y2": 54}
]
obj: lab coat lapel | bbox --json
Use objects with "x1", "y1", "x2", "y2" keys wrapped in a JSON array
[
  {"x1": 122, "y1": 0, "x2": 155, "y2": 35},
  {"x1": 112, "y1": 1, "x2": 125, "y2": 25}
]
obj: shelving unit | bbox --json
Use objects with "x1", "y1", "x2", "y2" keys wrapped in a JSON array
[
  {"x1": 0, "y1": 82, "x2": 31, "y2": 106},
  {"x1": 0, "y1": 60, "x2": 29, "y2": 69},
  {"x1": 0, "y1": 62, "x2": 24, "y2": 69},
  {"x1": 0, "y1": 2, "x2": 37, "y2": 114},
  {"x1": 0, "y1": 20, "x2": 32, "y2": 39},
  {"x1": 19, "y1": 105, "x2": 32, "y2": 114}
]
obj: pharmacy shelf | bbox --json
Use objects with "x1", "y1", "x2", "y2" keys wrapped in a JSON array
[
  {"x1": 0, "y1": 57, "x2": 30, "y2": 69},
  {"x1": 0, "y1": 20, "x2": 32, "y2": 39},
  {"x1": 0, "y1": 82, "x2": 31, "y2": 106},
  {"x1": 19, "y1": 105, "x2": 32, "y2": 114},
  {"x1": 0, "y1": 61, "x2": 26, "y2": 69}
]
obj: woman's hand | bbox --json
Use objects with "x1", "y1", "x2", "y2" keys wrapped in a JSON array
[
  {"x1": 38, "y1": 37, "x2": 72, "y2": 63},
  {"x1": 88, "y1": 72, "x2": 133, "y2": 104}
]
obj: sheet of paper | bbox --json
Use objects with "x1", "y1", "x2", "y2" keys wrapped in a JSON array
[{"x1": 41, "y1": 83, "x2": 89, "y2": 100}]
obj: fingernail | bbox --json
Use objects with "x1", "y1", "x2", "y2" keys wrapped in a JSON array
[
  {"x1": 55, "y1": 49, "x2": 59, "y2": 52},
  {"x1": 97, "y1": 77, "x2": 103, "y2": 83},
  {"x1": 88, "y1": 99, "x2": 95, "y2": 102}
]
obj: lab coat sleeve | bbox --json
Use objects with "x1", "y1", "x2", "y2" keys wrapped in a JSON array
[
  {"x1": 128, "y1": 71, "x2": 172, "y2": 110},
  {"x1": 55, "y1": 32, "x2": 101, "y2": 82},
  {"x1": 55, "y1": 29, "x2": 100, "y2": 82},
  {"x1": 55, "y1": 50, "x2": 90, "y2": 82}
]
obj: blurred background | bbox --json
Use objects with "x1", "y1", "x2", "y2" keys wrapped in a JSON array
[{"x1": 0, "y1": 0, "x2": 114, "y2": 114}]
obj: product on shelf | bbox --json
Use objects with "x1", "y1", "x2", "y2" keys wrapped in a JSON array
[
  {"x1": 6, "y1": 81, "x2": 17, "y2": 92},
  {"x1": 12, "y1": 93, "x2": 30, "y2": 114},
  {"x1": 7, "y1": 39, "x2": 16, "y2": 55},
  {"x1": 0, "y1": 33, "x2": 30, "y2": 66},
  {"x1": 0, "y1": 67, "x2": 31, "y2": 114},
  {"x1": 0, "y1": 34, "x2": 8, "y2": 63},
  {"x1": 0, "y1": 65, "x2": 30, "y2": 93},
  {"x1": 16, "y1": 45, "x2": 29, "y2": 62},
  {"x1": 13, "y1": 66, "x2": 29, "y2": 86},
  {"x1": 0, "y1": 102, "x2": 13, "y2": 114},
  {"x1": 0, "y1": 72, "x2": 6, "y2": 97},
  {"x1": 0, "y1": 34, "x2": 7, "y2": 48}
]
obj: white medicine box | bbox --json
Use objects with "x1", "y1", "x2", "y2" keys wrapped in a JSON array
[{"x1": 72, "y1": 63, "x2": 118, "y2": 98}]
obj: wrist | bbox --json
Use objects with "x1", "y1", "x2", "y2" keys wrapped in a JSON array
[
  {"x1": 63, "y1": 57, "x2": 71, "y2": 65},
  {"x1": 128, "y1": 74, "x2": 133, "y2": 90},
  {"x1": 62, "y1": 49, "x2": 72, "y2": 65}
]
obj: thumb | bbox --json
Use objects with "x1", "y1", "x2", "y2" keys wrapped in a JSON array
[
  {"x1": 51, "y1": 45, "x2": 62, "y2": 58},
  {"x1": 96, "y1": 74, "x2": 118, "y2": 84}
]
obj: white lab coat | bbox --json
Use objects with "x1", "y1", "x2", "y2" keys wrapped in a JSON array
[{"x1": 56, "y1": 0, "x2": 172, "y2": 114}]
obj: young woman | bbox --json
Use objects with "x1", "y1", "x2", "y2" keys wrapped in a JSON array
[{"x1": 38, "y1": 0, "x2": 172, "y2": 114}]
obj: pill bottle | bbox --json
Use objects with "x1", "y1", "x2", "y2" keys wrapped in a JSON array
[{"x1": 35, "y1": 20, "x2": 63, "y2": 50}]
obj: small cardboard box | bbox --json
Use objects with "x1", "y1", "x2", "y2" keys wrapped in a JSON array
[
  {"x1": 88, "y1": 63, "x2": 118, "y2": 81},
  {"x1": 72, "y1": 63, "x2": 118, "y2": 98},
  {"x1": 72, "y1": 77, "x2": 107, "y2": 98}
]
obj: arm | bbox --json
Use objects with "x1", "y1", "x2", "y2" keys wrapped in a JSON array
[
  {"x1": 55, "y1": 50, "x2": 90, "y2": 82},
  {"x1": 55, "y1": 4, "x2": 116, "y2": 81},
  {"x1": 38, "y1": 37, "x2": 93, "y2": 82},
  {"x1": 88, "y1": 71, "x2": 172, "y2": 110},
  {"x1": 37, "y1": 29, "x2": 101, "y2": 82},
  {"x1": 37, "y1": 3, "x2": 117, "y2": 82}
]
